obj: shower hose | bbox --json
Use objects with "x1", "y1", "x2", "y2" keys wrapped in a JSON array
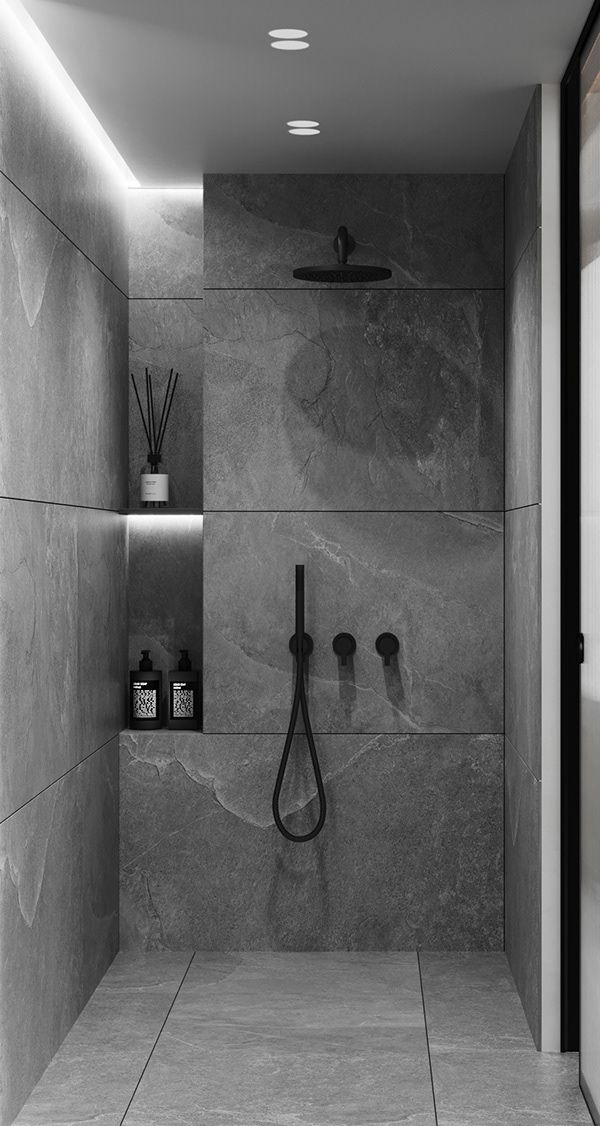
[{"x1": 272, "y1": 564, "x2": 327, "y2": 842}]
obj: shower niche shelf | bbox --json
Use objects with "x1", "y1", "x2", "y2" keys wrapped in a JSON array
[
  {"x1": 120, "y1": 508, "x2": 203, "y2": 516},
  {"x1": 126, "y1": 507, "x2": 203, "y2": 732}
]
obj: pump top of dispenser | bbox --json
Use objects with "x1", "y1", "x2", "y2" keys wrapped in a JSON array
[
  {"x1": 139, "y1": 650, "x2": 153, "y2": 671},
  {"x1": 178, "y1": 649, "x2": 192, "y2": 671}
]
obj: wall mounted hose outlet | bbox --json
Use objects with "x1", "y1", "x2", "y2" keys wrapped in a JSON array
[
  {"x1": 375, "y1": 632, "x2": 400, "y2": 666},
  {"x1": 332, "y1": 632, "x2": 356, "y2": 666}
]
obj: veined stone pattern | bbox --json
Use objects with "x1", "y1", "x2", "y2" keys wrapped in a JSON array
[{"x1": 124, "y1": 173, "x2": 505, "y2": 954}]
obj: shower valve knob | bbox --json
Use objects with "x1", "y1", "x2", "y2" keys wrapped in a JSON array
[
  {"x1": 332, "y1": 632, "x2": 356, "y2": 666},
  {"x1": 375, "y1": 632, "x2": 399, "y2": 666}
]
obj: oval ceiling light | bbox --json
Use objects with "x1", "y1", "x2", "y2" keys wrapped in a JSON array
[
  {"x1": 271, "y1": 40, "x2": 309, "y2": 50},
  {"x1": 289, "y1": 128, "x2": 320, "y2": 136},
  {"x1": 268, "y1": 29, "x2": 308, "y2": 38},
  {"x1": 287, "y1": 120, "x2": 319, "y2": 128}
]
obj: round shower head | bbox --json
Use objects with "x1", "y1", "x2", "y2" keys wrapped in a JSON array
[
  {"x1": 293, "y1": 226, "x2": 392, "y2": 284},
  {"x1": 293, "y1": 263, "x2": 392, "y2": 283}
]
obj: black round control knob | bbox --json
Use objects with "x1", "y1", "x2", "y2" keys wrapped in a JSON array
[
  {"x1": 375, "y1": 632, "x2": 399, "y2": 666},
  {"x1": 332, "y1": 632, "x2": 357, "y2": 666}
]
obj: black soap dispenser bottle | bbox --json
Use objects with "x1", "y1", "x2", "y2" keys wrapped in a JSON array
[
  {"x1": 129, "y1": 650, "x2": 163, "y2": 730},
  {"x1": 168, "y1": 649, "x2": 200, "y2": 730}
]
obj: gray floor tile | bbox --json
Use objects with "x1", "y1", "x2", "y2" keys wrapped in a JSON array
[
  {"x1": 419, "y1": 953, "x2": 592, "y2": 1126},
  {"x1": 14, "y1": 952, "x2": 192, "y2": 1126},
  {"x1": 122, "y1": 952, "x2": 436, "y2": 1126},
  {"x1": 419, "y1": 951, "x2": 534, "y2": 1051},
  {"x1": 430, "y1": 1050, "x2": 591, "y2": 1126}
]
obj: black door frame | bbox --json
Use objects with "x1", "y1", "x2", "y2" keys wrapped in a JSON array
[{"x1": 560, "y1": 0, "x2": 600, "y2": 1054}]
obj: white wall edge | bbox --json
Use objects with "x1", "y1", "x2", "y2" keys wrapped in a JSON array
[{"x1": 540, "y1": 81, "x2": 562, "y2": 1053}]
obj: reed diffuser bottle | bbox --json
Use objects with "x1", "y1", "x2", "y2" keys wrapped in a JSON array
[{"x1": 131, "y1": 367, "x2": 179, "y2": 508}]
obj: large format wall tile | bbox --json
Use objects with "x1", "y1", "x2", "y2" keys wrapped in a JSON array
[
  {"x1": 204, "y1": 289, "x2": 503, "y2": 512},
  {"x1": 505, "y1": 232, "x2": 541, "y2": 509},
  {"x1": 505, "y1": 505, "x2": 541, "y2": 778},
  {"x1": 505, "y1": 738, "x2": 541, "y2": 1048},
  {"x1": 128, "y1": 515, "x2": 203, "y2": 684},
  {"x1": 0, "y1": 7, "x2": 127, "y2": 290},
  {"x1": 0, "y1": 740, "x2": 119, "y2": 1126},
  {"x1": 129, "y1": 299, "x2": 203, "y2": 509},
  {"x1": 204, "y1": 174, "x2": 503, "y2": 289},
  {"x1": 203, "y1": 511, "x2": 503, "y2": 734},
  {"x1": 0, "y1": 500, "x2": 126, "y2": 822},
  {"x1": 505, "y1": 88, "x2": 540, "y2": 282},
  {"x1": 120, "y1": 731, "x2": 503, "y2": 951},
  {"x1": 128, "y1": 190, "x2": 203, "y2": 298},
  {"x1": 0, "y1": 178, "x2": 128, "y2": 509}
]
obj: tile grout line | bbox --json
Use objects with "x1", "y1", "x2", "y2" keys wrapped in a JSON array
[
  {"x1": 119, "y1": 952, "x2": 196, "y2": 1125},
  {"x1": 417, "y1": 951, "x2": 439, "y2": 1126},
  {"x1": 0, "y1": 734, "x2": 121, "y2": 827},
  {"x1": 0, "y1": 168, "x2": 128, "y2": 299}
]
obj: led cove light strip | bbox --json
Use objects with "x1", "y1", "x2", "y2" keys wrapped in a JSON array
[{"x1": 3, "y1": 0, "x2": 139, "y2": 186}]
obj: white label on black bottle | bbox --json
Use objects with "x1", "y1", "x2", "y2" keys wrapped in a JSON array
[
  {"x1": 133, "y1": 682, "x2": 158, "y2": 719},
  {"x1": 171, "y1": 683, "x2": 195, "y2": 719}
]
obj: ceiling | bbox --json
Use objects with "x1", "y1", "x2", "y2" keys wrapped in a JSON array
[{"x1": 21, "y1": 0, "x2": 592, "y2": 182}]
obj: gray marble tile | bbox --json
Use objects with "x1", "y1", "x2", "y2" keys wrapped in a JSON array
[
  {"x1": 505, "y1": 87, "x2": 541, "y2": 282},
  {"x1": 204, "y1": 289, "x2": 503, "y2": 512},
  {"x1": 505, "y1": 505, "x2": 541, "y2": 776},
  {"x1": 430, "y1": 1050, "x2": 591, "y2": 1126},
  {"x1": 505, "y1": 738, "x2": 541, "y2": 1048},
  {"x1": 0, "y1": 500, "x2": 126, "y2": 822},
  {"x1": 128, "y1": 190, "x2": 203, "y2": 298},
  {"x1": 419, "y1": 953, "x2": 533, "y2": 1052},
  {"x1": 204, "y1": 174, "x2": 503, "y2": 289},
  {"x1": 14, "y1": 952, "x2": 192, "y2": 1126},
  {"x1": 129, "y1": 299, "x2": 203, "y2": 510},
  {"x1": 505, "y1": 232, "x2": 541, "y2": 509},
  {"x1": 0, "y1": 176, "x2": 128, "y2": 510},
  {"x1": 127, "y1": 514, "x2": 203, "y2": 687},
  {"x1": 203, "y1": 511, "x2": 503, "y2": 734},
  {"x1": 120, "y1": 731, "x2": 503, "y2": 951},
  {"x1": 123, "y1": 953, "x2": 436, "y2": 1125},
  {"x1": 0, "y1": 8, "x2": 128, "y2": 290},
  {"x1": 0, "y1": 740, "x2": 119, "y2": 1126}
]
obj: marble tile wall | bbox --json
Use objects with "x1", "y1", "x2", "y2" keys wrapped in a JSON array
[
  {"x1": 0, "y1": 10, "x2": 128, "y2": 1119},
  {"x1": 0, "y1": 743, "x2": 119, "y2": 1126},
  {"x1": 203, "y1": 511, "x2": 503, "y2": 735},
  {"x1": 504, "y1": 87, "x2": 542, "y2": 1047},
  {"x1": 123, "y1": 173, "x2": 505, "y2": 954},
  {"x1": 204, "y1": 289, "x2": 503, "y2": 512},
  {"x1": 120, "y1": 731, "x2": 503, "y2": 951},
  {"x1": 0, "y1": 6, "x2": 128, "y2": 292},
  {"x1": 204, "y1": 174, "x2": 503, "y2": 289}
]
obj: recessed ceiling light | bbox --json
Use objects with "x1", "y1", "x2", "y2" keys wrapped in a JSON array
[
  {"x1": 271, "y1": 40, "x2": 309, "y2": 50},
  {"x1": 287, "y1": 120, "x2": 319, "y2": 128},
  {"x1": 289, "y1": 128, "x2": 320, "y2": 136},
  {"x1": 268, "y1": 29, "x2": 308, "y2": 38}
]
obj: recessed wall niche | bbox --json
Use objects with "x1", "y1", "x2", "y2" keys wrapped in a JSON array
[{"x1": 126, "y1": 187, "x2": 204, "y2": 732}]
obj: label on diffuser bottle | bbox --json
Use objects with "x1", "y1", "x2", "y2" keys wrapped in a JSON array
[{"x1": 141, "y1": 473, "x2": 169, "y2": 503}]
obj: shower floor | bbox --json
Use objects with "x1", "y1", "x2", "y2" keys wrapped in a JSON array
[{"x1": 15, "y1": 951, "x2": 591, "y2": 1126}]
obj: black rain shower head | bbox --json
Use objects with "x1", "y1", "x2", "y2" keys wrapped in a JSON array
[{"x1": 293, "y1": 226, "x2": 392, "y2": 284}]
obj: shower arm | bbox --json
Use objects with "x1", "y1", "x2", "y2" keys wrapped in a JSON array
[{"x1": 272, "y1": 565, "x2": 327, "y2": 842}]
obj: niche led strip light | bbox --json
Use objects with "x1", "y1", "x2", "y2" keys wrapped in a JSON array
[{"x1": 3, "y1": 0, "x2": 139, "y2": 186}]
